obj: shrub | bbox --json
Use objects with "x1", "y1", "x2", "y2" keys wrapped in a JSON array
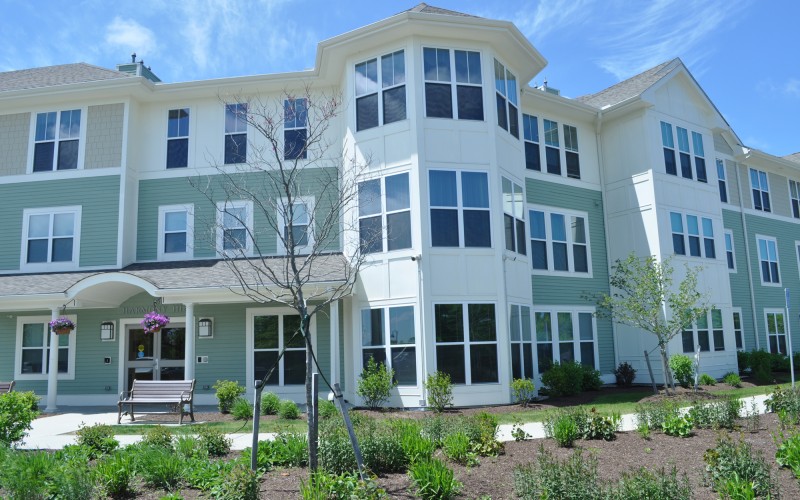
[
  {"x1": 614, "y1": 361, "x2": 637, "y2": 387},
  {"x1": 137, "y1": 446, "x2": 185, "y2": 490},
  {"x1": 443, "y1": 431, "x2": 477, "y2": 466},
  {"x1": 96, "y1": 450, "x2": 136, "y2": 498},
  {"x1": 540, "y1": 361, "x2": 584, "y2": 397},
  {"x1": 301, "y1": 470, "x2": 388, "y2": 499},
  {"x1": 776, "y1": 432, "x2": 800, "y2": 478},
  {"x1": 514, "y1": 445, "x2": 601, "y2": 500},
  {"x1": 669, "y1": 354, "x2": 694, "y2": 388},
  {"x1": 749, "y1": 350, "x2": 773, "y2": 385},
  {"x1": 771, "y1": 352, "x2": 790, "y2": 372},
  {"x1": 608, "y1": 466, "x2": 692, "y2": 500},
  {"x1": 582, "y1": 407, "x2": 620, "y2": 441},
  {"x1": 141, "y1": 425, "x2": 174, "y2": 449},
  {"x1": 698, "y1": 373, "x2": 716, "y2": 385},
  {"x1": 183, "y1": 456, "x2": 231, "y2": 491},
  {"x1": 213, "y1": 379, "x2": 246, "y2": 413},
  {"x1": 251, "y1": 432, "x2": 309, "y2": 469},
  {"x1": 0, "y1": 449, "x2": 55, "y2": 499},
  {"x1": 198, "y1": 427, "x2": 231, "y2": 457},
  {"x1": 581, "y1": 364, "x2": 603, "y2": 391},
  {"x1": 50, "y1": 459, "x2": 96, "y2": 499},
  {"x1": 260, "y1": 391, "x2": 281, "y2": 415},
  {"x1": 546, "y1": 412, "x2": 579, "y2": 447},
  {"x1": 75, "y1": 423, "x2": 118, "y2": 458},
  {"x1": 462, "y1": 412, "x2": 503, "y2": 456},
  {"x1": 765, "y1": 385, "x2": 800, "y2": 417},
  {"x1": 703, "y1": 435, "x2": 776, "y2": 497},
  {"x1": 278, "y1": 399, "x2": 301, "y2": 420},
  {"x1": 0, "y1": 391, "x2": 39, "y2": 446},
  {"x1": 319, "y1": 425, "x2": 357, "y2": 474},
  {"x1": 396, "y1": 421, "x2": 435, "y2": 465},
  {"x1": 723, "y1": 372, "x2": 742, "y2": 387},
  {"x1": 232, "y1": 397, "x2": 253, "y2": 420},
  {"x1": 360, "y1": 422, "x2": 408, "y2": 473},
  {"x1": 318, "y1": 398, "x2": 338, "y2": 419},
  {"x1": 211, "y1": 462, "x2": 260, "y2": 500},
  {"x1": 511, "y1": 378, "x2": 536, "y2": 406},
  {"x1": 175, "y1": 435, "x2": 207, "y2": 459},
  {"x1": 662, "y1": 414, "x2": 693, "y2": 437},
  {"x1": 408, "y1": 458, "x2": 462, "y2": 500},
  {"x1": 737, "y1": 350, "x2": 751, "y2": 373},
  {"x1": 689, "y1": 398, "x2": 741, "y2": 430},
  {"x1": 635, "y1": 400, "x2": 680, "y2": 431},
  {"x1": 357, "y1": 357, "x2": 398, "y2": 410},
  {"x1": 425, "y1": 371, "x2": 453, "y2": 413}
]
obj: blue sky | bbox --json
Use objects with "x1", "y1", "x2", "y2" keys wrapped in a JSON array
[{"x1": 1, "y1": 0, "x2": 797, "y2": 156}]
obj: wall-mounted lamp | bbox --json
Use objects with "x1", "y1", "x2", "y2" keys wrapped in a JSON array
[
  {"x1": 100, "y1": 321, "x2": 115, "y2": 341},
  {"x1": 198, "y1": 318, "x2": 213, "y2": 338}
]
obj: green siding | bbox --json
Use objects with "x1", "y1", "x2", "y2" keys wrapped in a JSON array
[
  {"x1": 0, "y1": 176, "x2": 119, "y2": 270},
  {"x1": 137, "y1": 169, "x2": 341, "y2": 260},
  {"x1": 525, "y1": 179, "x2": 614, "y2": 373}
]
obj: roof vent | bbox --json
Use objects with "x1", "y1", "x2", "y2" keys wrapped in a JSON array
[{"x1": 116, "y1": 53, "x2": 162, "y2": 83}]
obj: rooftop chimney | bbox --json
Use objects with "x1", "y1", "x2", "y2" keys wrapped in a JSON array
[{"x1": 116, "y1": 53, "x2": 161, "y2": 83}]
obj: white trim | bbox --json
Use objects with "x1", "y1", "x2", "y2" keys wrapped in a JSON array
[
  {"x1": 756, "y1": 234, "x2": 781, "y2": 286},
  {"x1": 764, "y1": 309, "x2": 788, "y2": 355},
  {"x1": 14, "y1": 315, "x2": 76, "y2": 380},
  {"x1": 157, "y1": 204, "x2": 194, "y2": 261},
  {"x1": 528, "y1": 204, "x2": 593, "y2": 277},
  {"x1": 20, "y1": 205, "x2": 82, "y2": 272},
  {"x1": 216, "y1": 200, "x2": 253, "y2": 257}
]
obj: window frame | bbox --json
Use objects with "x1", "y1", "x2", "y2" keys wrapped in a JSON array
[
  {"x1": 790, "y1": 180, "x2": 800, "y2": 219},
  {"x1": 522, "y1": 113, "x2": 541, "y2": 171},
  {"x1": 224, "y1": 103, "x2": 248, "y2": 165},
  {"x1": 157, "y1": 204, "x2": 194, "y2": 261},
  {"x1": 529, "y1": 205, "x2": 592, "y2": 277},
  {"x1": 724, "y1": 230, "x2": 736, "y2": 271},
  {"x1": 669, "y1": 211, "x2": 715, "y2": 259},
  {"x1": 509, "y1": 304, "x2": 534, "y2": 381},
  {"x1": 277, "y1": 196, "x2": 315, "y2": 255},
  {"x1": 429, "y1": 169, "x2": 491, "y2": 249},
  {"x1": 749, "y1": 168, "x2": 771, "y2": 212},
  {"x1": 20, "y1": 206, "x2": 82, "y2": 272},
  {"x1": 765, "y1": 309, "x2": 787, "y2": 355},
  {"x1": 422, "y1": 46, "x2": 484, "y2": 121},
  {"x1": 30, "y1": 108, "x2": 84, "y2": 173},
  {"x1": 433, "y1": 302, "x2": 499, "y2": 385},
  {"x1": 494, "y1": 58, "x2": 519, "y2": 138},
  {"x1": 502, "y1": 177, "x2": 527, "y2": 256},
  {"x1": 216, "y1": 200, "x2": 253, "y2": 257},
  {"x1": 756, "y1": 235, "x2": 780, "y2": 285},
  {"x1": 716, "y1": 158, "x2": 728, "y2": 203},
  {"x1": 360, "y1": 304, "x2": 418, "y2": 387},
  {"x1": 246, "y1": 307, "x2": 315, "y2": 390},
  {"x1": 354, "y1": 50, "x2": 407, "y2": 132},
  {"x1": 166, "y1": 107, "x2": 190, "y2": 169},
  {"x1": 14, "y1": 315, "x2": 76, "y2": 380},
  {"x1": 532, "y1": 307, "x2": 598, "y2": 375},
  {"x1": 732, "y1": 308, "x2": 744, "y2": 351},
  {"x1": 681, "y1": 309, "x2": 724, "y2": 353},
  {"x1": 660, "y1": 121, "x2": 705, "y2": 182},
  {"x1": 359, "y1": 172, "x2": 412, "y2": 254},
  {"x1": 283, "y1": 98, "x2": 308, "y2": 160}
]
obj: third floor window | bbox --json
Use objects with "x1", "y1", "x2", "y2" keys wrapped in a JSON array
[
  {"x1": 33, "y1": 110, "x2": 81, "y2": 172},
  {"x1": 355, "y1": 50, "x2": 406, "y2": 131},
  {"x1": 423, "y1": 47, "x2": 483, "y2": 121}
]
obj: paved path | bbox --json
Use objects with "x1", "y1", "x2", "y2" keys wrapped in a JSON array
[{"x1": 18, "y1": 394, "x2": 771, "y2": 450}]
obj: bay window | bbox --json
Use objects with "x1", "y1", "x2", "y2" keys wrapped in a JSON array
[{"x1": 434, "y1": 303, "x2": 498, "y2": 384}]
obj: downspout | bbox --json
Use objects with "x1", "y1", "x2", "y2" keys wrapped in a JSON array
[
  {"x1": 734, "y1": 158, "x2": 760, "y2": 350},
  {"x1": 415, "y1": 255, "x2": 427, "y2": 407}
]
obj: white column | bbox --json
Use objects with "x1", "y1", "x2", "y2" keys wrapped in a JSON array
[
  {"x1": 330, "y1": 300, "x2": 340, "y2": 386},
  {"x1": 184, "y1": 303, "x2": 195, "y2": 380},
  {"x1": 45, "y1": 306, "x2": 60, "y2": 412}
]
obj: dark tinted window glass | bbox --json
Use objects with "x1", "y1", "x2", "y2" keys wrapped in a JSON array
[
  {"x1": 284, "y1": 129, "x2": 307, "y2": 159},
  {"x1": 516, "y1": 219, "x2": 527, "y2": 255},
  {"x1": 436, "y1": 345, "x2": 465, "y2": 384},
  {"x1": 431, "y1": 209, "x2": 459, "y2": 246},
  {"x1": 531, "y1": 241, "x2": 547, "y2": 269},
  {"x1": 356, "y1": 94, "x2": 379, "y2": 131},
  {"x1": 164, "y1": 233, "x2": 186, "y2": 253},
  {"x1": 51, "y1": 238, "x2": 73, "y2": 262},
  {"x1": 284, "y1": 351, "x2": 305, "y2": 384},
  {"x1": 525, "y1": 142, "x2": 540, "y2": 171},
  {"x1": 435, "y1": 304, "x2": 463, "y2": 342},
  {"x1": 425, "y1": 83, "x2": 452, "y2": 118},
  {"x1": 574, "y1": 245, "x2": 588, "y2": 272},
  {"x1": 470, "y1": 344, "x2": 498, "y2": 383},
  {"x1": 166, "y1": 138, "x2": 188, "y2": 168},
  {"x1": 391, "y1": 347, "x2": 416, "y2": 385},
  {"x1": 383, "y1": 86, "x2": 406, "y2": 124},
  {"x1": 387, "y1": 211, "x2": 411, "y2": 250},
  {"x1": 463, "y1": 210, "x2": 490, "y2": 247},
  {"x1": 57, "y1": 140, "x2": 78, "y2": 170},
  {"x1": 255, "y1": 351, "x2": 279, "y2": 385},
  {"x1": 664, "y1": 148, "x2": 677, "y2": 175},
  {"x1": 456, "y1": 85, "x2": 483, "y2": 120},
  {"x1": 496, "y1": 94, "x2": 507, "y2": 130},
  {"x1": 27, "y1": 240, "x2": 48, "y2": 263},
  {"x1": 508, "y1": 105, "x2": 519, "y2": 138},
  {"x1": 359, "y1": 216, "x2": 382, "y2": 254},
  {"x1": 552, "y1": 242, "x2": 568, "y2": 271},
  {"x1": 566, "y1": 151, "x2": 580, "y2": 179},
  {"x1": 680, "y1": 153, "x2": 692, "y2": 179},
  {"x1": 224, "y1": 134, "x2": 247, "y2": 164},
  {"x1": 545, "y1": 146, "x2": 560, "y2": 175},
  {"x1": 33, "y1": 143, "x2": 54, "y2": 172},
  {"x1": 696, "y1": 157, "x2": 707, "y2": 182}
]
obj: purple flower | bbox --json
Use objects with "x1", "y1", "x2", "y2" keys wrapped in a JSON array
[
  {"x1": 49, "y1": 317, "x2": 75, "y2": 331},
  {"x1": 141, "y1": 311, "x2": 170, "y2": 334}
]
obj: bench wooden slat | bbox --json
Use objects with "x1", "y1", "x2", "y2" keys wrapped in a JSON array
[{"x1": 118, "y1": 379, "x2": 195, "y2": 424}]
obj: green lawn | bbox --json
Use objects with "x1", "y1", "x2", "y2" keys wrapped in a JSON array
[{"x1": 106, "y1": 416, "x2": 307, "y2": 435}]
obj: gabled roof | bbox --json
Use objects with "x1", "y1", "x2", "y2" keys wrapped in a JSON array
[
  {"x1": 405, "y1": 3, "x2": 479, "y2": 18},
  {"x1": 576, "y1": 59, "x2": 678, "y2": 109},
  {"x1": 0, "y1": 63, "x2": 132, "y2": 93},
  {"x1": 784, "y1": 153, "x2": 800, "y2": 164}
]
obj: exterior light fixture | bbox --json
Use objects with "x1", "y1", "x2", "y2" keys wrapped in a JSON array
[
  {"x1": 100, "y1": 321, "x2": 115, "y2": 341},
  {"x1": 198, "y1": 318, "x2": 213, "y2": 338}
]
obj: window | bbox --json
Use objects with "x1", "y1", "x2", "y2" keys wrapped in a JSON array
[
  {"x1": 534, "y1": 309, "x2": 597, "y2": 374},
  {"x1": 750, "y1": 168, "x2": 771, "y2": 212},
  {"x1": 253, "y1": 313, "x2": 305, "y2": 386},
  {"x1": 522, "y1": 114, "x2": 540, "y2": 171},
  {"x1": 361, "y1": 306, "x2": 417, "y2": 385},
  {"x1": 790, "y1": 180, "x2": 800, "y2": 218},
  {"x1": 502, "y1": 178, "x2": 526, "y2": 255},
  {"x1": 669, "y1": 212, "x2": 715, "y2": 259},
  {"x1": 724, "y1": 230, "x2": 735, "y2": 270},
  {"x1": 494, "y1": 59, "x2": 518, "y2": 137},
  {"x1": 530, "y1": 207, "x2": 590, "y2": 274},
  {"x1": 15, "y1": 317, "x2": 75, "y2": 380},
  {"x1": 716, "y1": 159, "x2": 728, "y2": 203},
  {"x1": 661, "y1": 121, "x2": 677, "y2": 176},
  {"x1": 284, "y1": 98, "x2": 307, "y2": 160},
  {"x1": 33, "y1": 110, "x2": 81, "y2": 172},
  {"x1": 21, "y1": 207, "x2": 81, "y2": 270},
  {"x1": 158, "y1": 205, "x2": 193, "y2": 260},
  {"x1": 224, "y1": 103, "x2": 247, "y2": 164},
  {"x1": 278, "y1": 198, "x2": 314, "y2": 254},
  {"x1": 757, "y1": 236, "x2": 780, "y2": 284},
  {"x1": 358, "y1": 173, "x2": 411, "y2": 254},
  {"x1": 682, "y1": 309, "x2": 724, "y2": 353},
  {"x1": 766, "y1": 310, "x2": 787, "y2": 354},
  {"x1": 661, "y1": 121, "x2": 705, "y2": 182},
  {"x1": 676, "y1": 127, "x2": 692, "y2": 179},
  {"x1": 434, "y1": 303, "x2": 498, "y2": 384},
  {"x1": 543, "y1": 119, "x2": 561, "y2": 175},
  {"x1": 429, "y1": 170, "x2": 490, "y2": 248},
  {"x1": 712, "y1": 309, "x2": 724, "y2": 351},
  {"x1": 563, "y1": 125, "x2": 581, "y2": 179},
  {"x1": 732, "y1": 310, "x2": 744, "y2": 350},
  {"x1": 423, "y1": 47, "x2": 483, "y2": 120},
  {"x1": 355, "y1": 50, "x2": 406, "y2": 131},
  {"x1": 509, "y1": 305, "x2": 533, "y2": 380},
  {"x1": 166, "y1": 108, "x2": 189, "y2": 168},
  {"x1": 217, "y1": 201, "x2": 252, "y2": 256},
  {"x1": 692, "y1": 131, "x2": 707, "y2": 182}
]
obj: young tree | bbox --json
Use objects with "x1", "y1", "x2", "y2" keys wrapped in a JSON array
[
  {"x1": 594, "y1": 253, "x2": 709, "y2": 395},
  {"x1": 191, "y1": 86, "x2": 371, "y2": 471}
]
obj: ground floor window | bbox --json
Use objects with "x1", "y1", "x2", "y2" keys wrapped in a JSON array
[
  {"x1": 682, "y1": 309, "x2": 725, "y2": 353},
  {"x1": 732, "y1": 309, "x2": 744, "y2": 351},
  {"x1": 361, "y1": 305, "x2": 417, "y2": 385},
  {"x1": 533, "y1": 308, "x2": 596, "y2": 373},
  {"x1": 253, "y1": 313, "x2": 305, "y2": 386},
  {"x1": 766, "y1": 310, "x2": 787, "y2": 355},
  {"x1": 434, "y1": 303, "x2": 498, "y2": 384},
  {"x1": 509, "y1": 304, "x2": 533, "y2": 380},
  {"x1": 15, "y1": 316, "x2": 75, "y2": 379}
]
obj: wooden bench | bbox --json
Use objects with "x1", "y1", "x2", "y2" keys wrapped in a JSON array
[
  {"x1": 0, "y1": 381, "x2": 14, "y2": 393},
  {"x1": 117, "y1": 379, "x2": 195, "y2": 424}
]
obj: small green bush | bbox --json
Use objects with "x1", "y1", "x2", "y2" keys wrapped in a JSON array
[
  {"x1": 232, "y1": 397, "x2": 253, "y2": 420},
  {"x1": 540, "y1": 361, "x2": 584, "y2": 397},
  {"x1": 318, "y1": 398, "x2": 338, "y2": 419},
  {"x1": 765, "y1": 385, "x2": 800, "y2": 417},
  {"x1": 75, "y1": 423, "x2": 118, "y2": 458},
  {"x1": 50, "y1": 458, "x2": 97, "y2": 499},
  {"x1": 0, "y1": 449, "x2": 55, "y2": 499},
  {"x1": 141, "y1": 425, "x2": 174, "y2": 449},
  {"x1": 425, "y1": 371, "x2": 453, "y2": 413},
  {"x1": 608, "y1": 466, "x2": 692, "y2": 500},
  {"x1": 213, "y1": 379, "x2": 246, "y2": 413},
  {"x1": 547, "y1": 413, "x2": 579, "y2": 447},
  {"x1": 723, "y1": 372, "x2": 742, "y2": 388},
  {"x1": 737, "y1": 350, "x2": 751, "y2": 373},
  {"x1": 319, "y1": 425, "x2": 357, "y2": 474},
  {"x1": 698, "y1": 373, "x2": 716, "y2": 385},
  {"x1": 443, "y1": 431, "x2": 477, "y2": 466},
  {"x1": 776, "y1": 432, "x2": 800, "y2": 478},
  {"x1": 635, "y1": 400, "x2": 680, "y2": 431},
  {"x1": 136, "y1": 446, "x2": 185, "y2": 490},
  {"x1": 197, "y1": 427, "x2": 231, "y2": 457},
  {"x1": 511, "y1": 378, "x2": 536, "y2": 406},
  {"x1": 260, "y1": 391, "x2": 281, "y2": 415},
  {"x1": 360, "y1": 422, "x2": 408, "y2": 473},
  {"x1": 662, "y1": 414, "x2": 693, "y2": 437},
  {"x1": 689, "y1": 398, "x2": 741, "y2": 430},
  {"x1": 0, "y1": 391, "x2": 40, "y2": 446},
  {"x1": 669, "y1": 354, "x2": 694, "y2": 388},
  {"x1": 175, "y1": 435, "x2": 207, "y2": 459},
  {"x1": 357, "y1": 356, "x2": 398, "y2": 410},
  {"x1": 251, "y1": 432, "x2": 309, "y2": 469},
  {"x1": 278, "y1": 399, "x2": 301, "y2": 420},
  {"x1": 749, "y1": 350, "x2": 773, "y2": 385},
  {"x1": 514, "y1": 445, "x2": 601, "y2": 499},
  {"x1": 614, "y1": 361, "x2": 637, "y2": 387},
  {"x1": 704, "y1": 435, "x2": 776, "y2": 497},
  {"x1": 211, "y1": 462, "x2": 260, "y2": 500},
  {"x1": 397, "y1": 421, "x2": 435, "y2": 465},
  {"x1": 96, "y1": 450, "x2": 136, "y2": 497},
  {"x1": 580, "y1": 364, "x2": 603, "y2": 391},
  {"x1": 300, "y1": 471, "x2": 388, "y2": 499},
  {"x1": 408, "y1": 458, "x2": 462, "y2": 500}
]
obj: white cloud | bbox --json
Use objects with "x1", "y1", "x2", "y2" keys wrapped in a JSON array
[
  {"x1": 756, "y1": 78, "x2": 800, "y2": 98},
  {"x1": 105, "y1": 17, "x2": 158, "y2": 58},
  {"x1": 784, "y1": 79, "x2": 800, "y2": 97},
  {"x1": 494, "y1": 0, "x2": 593, "y2": 41}
]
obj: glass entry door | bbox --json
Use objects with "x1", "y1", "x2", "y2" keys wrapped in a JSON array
[{"x1": 126, "y1": 326, "x2": 185, "y2": 391}]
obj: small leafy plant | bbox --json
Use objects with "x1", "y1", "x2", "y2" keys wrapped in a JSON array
[
  {"x1": 698, "y1": 373, "x2": 716, "y2": 385},
  {"x1": 141, "y1": 425, "x2": 174, "y2": 449},
  {"x1": 278, "y1": 399, "x2": 301, "y2": 419},
  {"x1": 0, "y1": 391, "x2": 39, "y2": 446},
  {"x1": 260, "y1": 391, "x2": 281, "y2": 415},
  {"x1": 723, "y1": 372, "x2": 742, "y2": 387},
  {"x1": 511, "y1": 378, "x2": 536, "y2": 406},
  {"x1": 669, "y1": 354, "x2": 695, "y2": 388},
  {"x1": 614, "y1": 361, "x2": 637, "y2": 386},
  {"x1": 213, "y1": 379, "x2": 246, "y2": 413},
  {"x1": 443, "y1": 431, "x2": 478, "y2": 466},
  {"x1": 662, "y1": 414, "x2": 693, "y2": 437},
  {"x1": 232, "y1": 397, "x2": 253, "y2": 420},
  {"x1": 408, "y1": 458, "x2": 462, "y2": 500},
  {"x1": 197, "y1": 427, "x2": 231, "y2": 457},
  {"x1": 704, "y1": 435, "x2": 777, "y2": 497},
  {"x1": 425, "y1": 371, "x2": 453, "y2": 413},
  {"x1": 357, "y1": 356, "x2": 398, "y2": 410},
  {"x1": 75, "y1": 423, "x2": 118, "y2": 458}
]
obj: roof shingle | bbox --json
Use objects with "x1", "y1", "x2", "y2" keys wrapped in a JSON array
[
  {"x1": 576, "y1": 59, "x2": 678, "y2": 109},
  {"x1": 0, "y1": 63, "x2": 132, "y2": 93}
]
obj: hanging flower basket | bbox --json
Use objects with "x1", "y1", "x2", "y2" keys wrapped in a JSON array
[
  {"x1": 49, "y1": 317, "x2": 75, "y2": 335},
  {"x1": 141, "y1": 311, "x2": 170, "y2": 334}
]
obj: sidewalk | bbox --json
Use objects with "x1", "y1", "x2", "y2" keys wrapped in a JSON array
[{"x1": 18, "y1": 394, "x2": 772, "y2": 450}]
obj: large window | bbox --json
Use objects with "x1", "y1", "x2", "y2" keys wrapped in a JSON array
[
  {"x1": 355, "y1": 50, "x2": 406, "y2": 131},
  {"x1": 423, "y1": 47, "x2": 483, "y2": 121},
  {"x1": 158, "y1": 205, "x2": 193, "y2": 260},
  {"x1": 361, "y1": 305, "x2": 417, "y2": 385},
  {"x1": 434, "y1": 303, "x2": 498, "y2": 385},
  {"x1": 766, "y1": 310, "x2": 787, "y2": 354},
  {"x1": 15, "y1": 317, "x2": 75, "y2": 380},
  {"x1": 669, "y1": 212, "x2": 715, "y2": 258},
  {"x1": 757, "y1": 235, "x2": 780, "y2": 284},
  {"x1": 724, "y1": 230, "x2": 735, "y2": 270},
  {"x1": 21, "y1": 206, "x2": 81, "y2": 270},
  {"x1": 502, "y1": 178, "x2": 526, "y2": 255},
  {"x1": 494, "y1": 59, "x2": 518, "y2": 137},
  {"x1": 284, "y1": 98, "x2": 307, "y2": 160},
  {"x1": 692, "y1": 131, "x2": 707, "y2": 182},
  {"x1": 253, "y1": 313, "x2": 305, "y2": 386},
  {"x1": 429, "y1": 170, "x2": 490, "y2": 248},
  {"x1": 216, "y1": 201, "x2": 252, "y2": 256},
  {"x1": 717, "y1": 159, "x2": 728, "y2": 203},
  {"x1": 563, "y1": 124, "x2": 581, "y2": 179},
  {"x1": 224, "y1": 103, "x2": 247, "y2": 164},
  {"x1": 166, "y1": 108, "x2": 189, "y2": 168},
  {"x1": 534, "y1": 309, "x2": 596, "y2": 374},
  {"x1": 509, "y1": 305, "x2": 533, "y2": 380},
  {"x1": 522, "y1": 114, "x2": 540, "y2": 171},
  {"x1": 33, "y1": 109, "x2": 81, "y2": 172},
  {"x1": 682, "y1": 309, "x2": 724, "y2": 353},
  {"x1": 526, "y1": 117, "x2": 580, "y2": 179},
  {"x1": 278, "y1": 198, "x2": 314, "y2": 254},
  {"x1": 543, "y1": 119, "x2": 560, "y2": 175},
  {"x1": 661, "y1": 121, "x2": 677, "y2": 176},
  {"x1": 749, "y1": 168, "x2": 771, "y2": 212},
  {"x1": 529, "y1": 207, "x2": 590, "y2": 274},
  {"x1": 359, "y1": 173, "x2": 411, "y2": 254},
  {"x1": 660, "y1": 121, "x2": 705, "y2": 182}
]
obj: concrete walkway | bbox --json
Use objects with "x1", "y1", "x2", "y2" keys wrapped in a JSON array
[{"x1": 18, "y1": 394, "x2": 771, "y2": 450}]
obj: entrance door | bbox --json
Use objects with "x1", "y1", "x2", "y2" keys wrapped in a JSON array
[{"x1": 126, "y1": 326, "x2": 186, "y2": 390}]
